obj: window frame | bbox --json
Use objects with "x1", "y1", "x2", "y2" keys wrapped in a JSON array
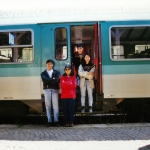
[
  {"x1": 0, "y1": 29, "x2": 34, "y2": 64},
  {"x1": 54, "y1": 27, "x2": 68, "y2": 61},
  {"x1": 109, "y1": 25, "x2": 150, "y2": 61}
]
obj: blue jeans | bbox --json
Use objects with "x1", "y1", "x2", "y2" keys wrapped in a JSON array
[
  {"x1": 44, "y1": 89, "x2": 59, "y2": 123},
  {"x1": 80, "y1": 80, "x2": 93, "y2": 107},
  {"x1": 62, "y1": 98, "x2": 75, "y2": 123}
]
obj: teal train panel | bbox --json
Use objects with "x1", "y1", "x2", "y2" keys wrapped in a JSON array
[{"x1": 103, "y1": 64, "x2": 150, "y2": 75}]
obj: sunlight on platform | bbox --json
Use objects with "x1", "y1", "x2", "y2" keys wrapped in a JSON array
[{"x1": 0, "y1": 140, "x2": 150, "y2": 150}]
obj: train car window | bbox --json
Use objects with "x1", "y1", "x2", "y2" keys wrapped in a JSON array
[
  {"x1": 55, "y1": 28, "x2": 67, "y2": 60},
  {"x1": 110, "y1": 26, "x2": 150, "y2": 60},
  {"x1": 0, "y1": 30, "x2": 33, "y2": 63}
]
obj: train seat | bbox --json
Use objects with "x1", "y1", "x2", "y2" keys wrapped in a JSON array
[
  {"x1": 134, "y1": 52, "x2": 140, "y2": 58},
  {"x1": 0, "y1": 56, "x2": 11, "y2": 62},
  {"x1": 127, "y1": 53, "x2": 134, "y2": 58},
  {"x1": 143, "y1": 53, "x2": 149, "y2": 58},
  {"x1": 145, "y1": 49, "x2": 150, "y2": 57},
  {"x1": 139, "y1": 51, "x2": 144, "y2": 58},
  {"x1": 139, "y1": 50, "x2": 149, "y2": 58}
]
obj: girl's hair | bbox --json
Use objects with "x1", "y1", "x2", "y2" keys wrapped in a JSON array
[
  {"x1": 63, "y1": 68, "x2": 74, "y2": 76},
  {"x1": 84, "y1": 53, "x2": 91, "y2": 59},
  {"x1": 82, "y1": 54, "x2": 93, "y2": 65}
]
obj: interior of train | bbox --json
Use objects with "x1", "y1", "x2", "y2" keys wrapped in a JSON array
[
  {"x1": 70, "y1": 25, "x2": 95, "y2": 61},
  {"x1": 111, "y1": 26, "x2": 150, "y2": 60},
  {"x1": 0, "y1": 31, "x2": 32, "y2": 63}
]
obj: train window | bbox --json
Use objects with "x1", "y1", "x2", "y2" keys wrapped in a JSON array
[
  {"x1": 55, "y1": 28, "x2": 67, "y2": 60},
  {"x1": 0, "y1": 30, "x2": 33, "y2": 63},
  {"x1": 110, "y1": 26, "x2": 150, "y2": 60}
]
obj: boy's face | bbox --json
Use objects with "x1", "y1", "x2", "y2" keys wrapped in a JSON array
[
  {"x1": 46, "y1": 62, "x2": 53, "y2": 70},
  {"x1": 77, "y1": 47, "x2": 83, "y2": 54}
]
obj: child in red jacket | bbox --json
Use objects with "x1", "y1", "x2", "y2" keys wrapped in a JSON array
[{"x1": 60, "y1": 64, "x2": 76, "y2": 127}]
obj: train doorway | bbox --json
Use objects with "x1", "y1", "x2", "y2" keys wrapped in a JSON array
[
  {"x1": 71, "y1": 25, "x2": 96, "y2": 65},
  {"x1": 70, "y1": 23, "x2": 103, "y2": 112}
]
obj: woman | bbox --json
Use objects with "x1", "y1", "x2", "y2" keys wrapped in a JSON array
[
  {"x1": 60, "y1": 64, "x2": 76, "y2": 127},
  {"x1": 78, "y1": 54, "x2": 95, "y2": 113}
]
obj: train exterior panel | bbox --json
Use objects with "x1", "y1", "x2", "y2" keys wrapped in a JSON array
[
  {"x1": 101, "y1": 21, "x2": 150, "y2": 98},
  {"x1": 1, "y1": 22, "x2": 150, "y2": 100},
  {"x1": 0, "y1": 25, "x2": 42, "y2": 100}
]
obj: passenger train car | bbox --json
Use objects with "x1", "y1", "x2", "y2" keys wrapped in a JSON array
[{"x1": 0, "y1": 0, "x2": 150, "y2": 116}]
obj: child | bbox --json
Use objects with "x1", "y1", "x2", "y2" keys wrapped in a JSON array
[{"x1": 60, "y1": 64, "x2": 76, "y2": 127}]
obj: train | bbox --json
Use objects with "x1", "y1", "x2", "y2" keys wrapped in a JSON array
[{"x1": 0, "y1": 0, "x2": 150, "y2": 117}]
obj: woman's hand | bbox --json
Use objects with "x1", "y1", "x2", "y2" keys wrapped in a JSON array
[{"x1": 88, "y1": 72, "x2": 94, "y2": 77}]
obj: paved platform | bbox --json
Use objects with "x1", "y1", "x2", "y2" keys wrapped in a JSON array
[{"x1": 0, "y1": 123, "x2": 150, "y2": 150}]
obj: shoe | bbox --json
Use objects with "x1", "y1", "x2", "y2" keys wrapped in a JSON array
[
  {"x1": 46, "y1": 122, "x2": 52, "y2": 127},
  {"x1": 69, "y1": 123, "x2": 73, "y2": 127},
  {"x1": 54, "y1": 122, "x2": 60, "y2": 127},
  {"x1": 89, "y1": 106, "x2": 92, "y2": 112},
  {"x1": 65, "y1": 123, "x2": 69, "y2": 127},
  {"x1": 89, "y1": 106, "x2": 92, "y2": 113},
  {"x1": 81, "y1": 106, "x2": 85, "y2": 113}
]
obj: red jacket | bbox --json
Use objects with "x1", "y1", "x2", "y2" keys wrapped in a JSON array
[{"x1": 60, "y1": 75, "x2": 76, "y2": 99}]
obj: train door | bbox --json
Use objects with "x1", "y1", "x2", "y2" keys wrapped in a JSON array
[
  {"x1": 70, "y1": 23, "x2": 103, "y2": 111},
  {"x1": 41, "y1": 24, "x2": 71, "y2": 74},
  {"x1": 94, "y1": 22, "x2": 103, "y2": 95}
]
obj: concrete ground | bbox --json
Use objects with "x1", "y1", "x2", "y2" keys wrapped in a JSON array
[{"x1": 0, "y1": 123, "x2": 150, "y2": 150}]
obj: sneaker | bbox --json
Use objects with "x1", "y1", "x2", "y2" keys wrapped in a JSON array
[
  {"x1": 89, "y1": 106, "x2": 92, "y2": 113},
  {"x1": 54, "y1": 122, "x2": 60, "y2": 127},
  {"x1": 46, "y1": 122, "x2": 52, "y2": 127},
  {"x1": 81, "y1": 106, "x2": 85, "y2": 113},
  {"x1": 69, "y1": 123, "x2": 73, "y2": 127},
  {"x1": 65, "y1": 123, "x2": 69, "y2": 127}
]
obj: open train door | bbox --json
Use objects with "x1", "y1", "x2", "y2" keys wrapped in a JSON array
[{"x1": 94, "y1": 22, "x2": 103, "y2": 103}]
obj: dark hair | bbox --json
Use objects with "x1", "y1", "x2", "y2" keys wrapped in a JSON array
[
  {"x1": 81, "y1": 54, "x2": 94, "y2": 66},
  {"x1": 84, "y1": 53, "x2": 91, "y2": 58},
  {"x1": 63, "y1": 67, "x2": 74, "y2": 76},
  {"x1": 84, "y1": 54, "x2": 92, "y2": 62},
  {"x1": 77, "y1": 44, "x2": 84, "y2": 48},
  {"x1": 46, "y1": 59, "x2": 55, "y2": 66}
]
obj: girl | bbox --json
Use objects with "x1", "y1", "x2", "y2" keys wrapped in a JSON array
[
  {"x1": 60, "y1": 64, "x2": 76, "y2": 127},
  {"x1": 78, "y1": 54, "x2": 95, "y2": 113}
]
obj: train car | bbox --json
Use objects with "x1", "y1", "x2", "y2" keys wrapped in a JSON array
[{"x1": 0, "y1": 0, "x2": 150, "y2": 117}]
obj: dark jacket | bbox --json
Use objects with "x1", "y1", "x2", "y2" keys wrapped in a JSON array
[
  {"x1": 73, "y1": 51, "x2": 86, "y2": 73},
  {"x1": 41, "y1": 69, "x2": 60, "y2": 89}
]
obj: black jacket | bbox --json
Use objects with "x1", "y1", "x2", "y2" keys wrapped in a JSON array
[
  {"x1": 41, "y1": 69, "x2": 60, "y2": 89},
  {"x1": 73, "y1": 51, "x2": 86, "y2": 72}
]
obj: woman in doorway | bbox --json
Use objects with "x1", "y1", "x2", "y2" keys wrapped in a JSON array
[
  {"x1": 60, "y1": 64, "x2": 76, "y2": 127},
  {"x1": 78, "y1": 54, "x2": 95, "y2": 113}
]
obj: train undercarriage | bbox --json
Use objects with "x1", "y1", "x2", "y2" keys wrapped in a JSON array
[{"x1": 0, "y1": 94, "x2": 150, "y2": 124}]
